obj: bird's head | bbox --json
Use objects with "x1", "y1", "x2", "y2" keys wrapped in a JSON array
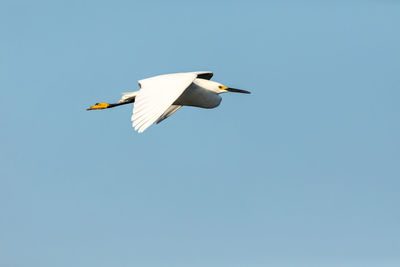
[{"x1": 194, "y1": 79, "x2": 251, "y2": 94}]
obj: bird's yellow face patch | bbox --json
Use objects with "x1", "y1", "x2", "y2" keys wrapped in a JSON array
[
  {"x1": 218, "y1": 85, "x2": 228, "y2": 90},
  {"x1": 87, "y1": 103, "x2": 110, "y2": 110}
]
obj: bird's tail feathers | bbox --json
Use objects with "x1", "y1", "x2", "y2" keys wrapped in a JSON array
[{"x1": 119, "y1": 91, "x2": 139, "y2": 103}]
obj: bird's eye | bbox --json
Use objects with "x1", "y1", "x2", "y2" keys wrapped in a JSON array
[{"x1": 218, "y1": 86, "x2": 223, "y2": 89}]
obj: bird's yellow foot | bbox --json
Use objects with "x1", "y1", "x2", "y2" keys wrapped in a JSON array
[{"x1": 87, "y1": 103, "x2": 110, "y2": 110}]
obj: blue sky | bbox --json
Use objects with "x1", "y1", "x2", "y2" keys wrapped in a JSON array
[{"x1": 1, "y1": 1, "x2": 399, "y2": 266}]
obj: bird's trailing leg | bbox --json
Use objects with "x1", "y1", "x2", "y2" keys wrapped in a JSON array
[{"x1": 87, "y1": 98, "x2": 135, "y2": 111}]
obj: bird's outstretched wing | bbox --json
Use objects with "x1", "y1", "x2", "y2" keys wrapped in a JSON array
[{"x1": 131, "y1": 72, "x2": 197, "y2": 133}]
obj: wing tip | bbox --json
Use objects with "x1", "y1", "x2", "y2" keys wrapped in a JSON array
[{"x1": 194, "y1": 71, "x2": 213, "y2": 80}]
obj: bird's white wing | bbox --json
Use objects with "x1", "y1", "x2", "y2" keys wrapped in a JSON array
[{"x1": 131, "y1": 73, "x2": 196, "y2": 133}]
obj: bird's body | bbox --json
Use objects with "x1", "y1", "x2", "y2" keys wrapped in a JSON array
[
  {"x1": 87, "y1": 71, "x2": 250, "y2": 133},
  {"x1": 174, "y1": 79, "x2": 222, "y2": 108}
]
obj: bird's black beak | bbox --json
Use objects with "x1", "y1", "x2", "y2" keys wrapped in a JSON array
[{"x1": 226, "y1": 87, "x2": 251, "y2": 94}]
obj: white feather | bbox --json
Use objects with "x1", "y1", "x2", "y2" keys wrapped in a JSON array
[
  {"x1": 156, "y1": 105, "x2": 182, "y2": 124},
  {"x1": 119, "y1": 91, "x2": 138, "y2": 103},
  {"x1": 131, "y1": 72, "x2": 197, "y2": 133}
]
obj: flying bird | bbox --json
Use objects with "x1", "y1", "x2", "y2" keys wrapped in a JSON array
[{"x1": 87, "y1": 71, "x2": 250, "y2": 133}]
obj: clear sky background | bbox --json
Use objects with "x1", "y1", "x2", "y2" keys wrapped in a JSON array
[{"x1": 1, "y1": 1, "x2": 399, "y2": 266}]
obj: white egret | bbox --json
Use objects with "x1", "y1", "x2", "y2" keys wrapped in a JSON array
[{"x1": 87, "y1": 71, "x2": 250, "y2": 133}]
